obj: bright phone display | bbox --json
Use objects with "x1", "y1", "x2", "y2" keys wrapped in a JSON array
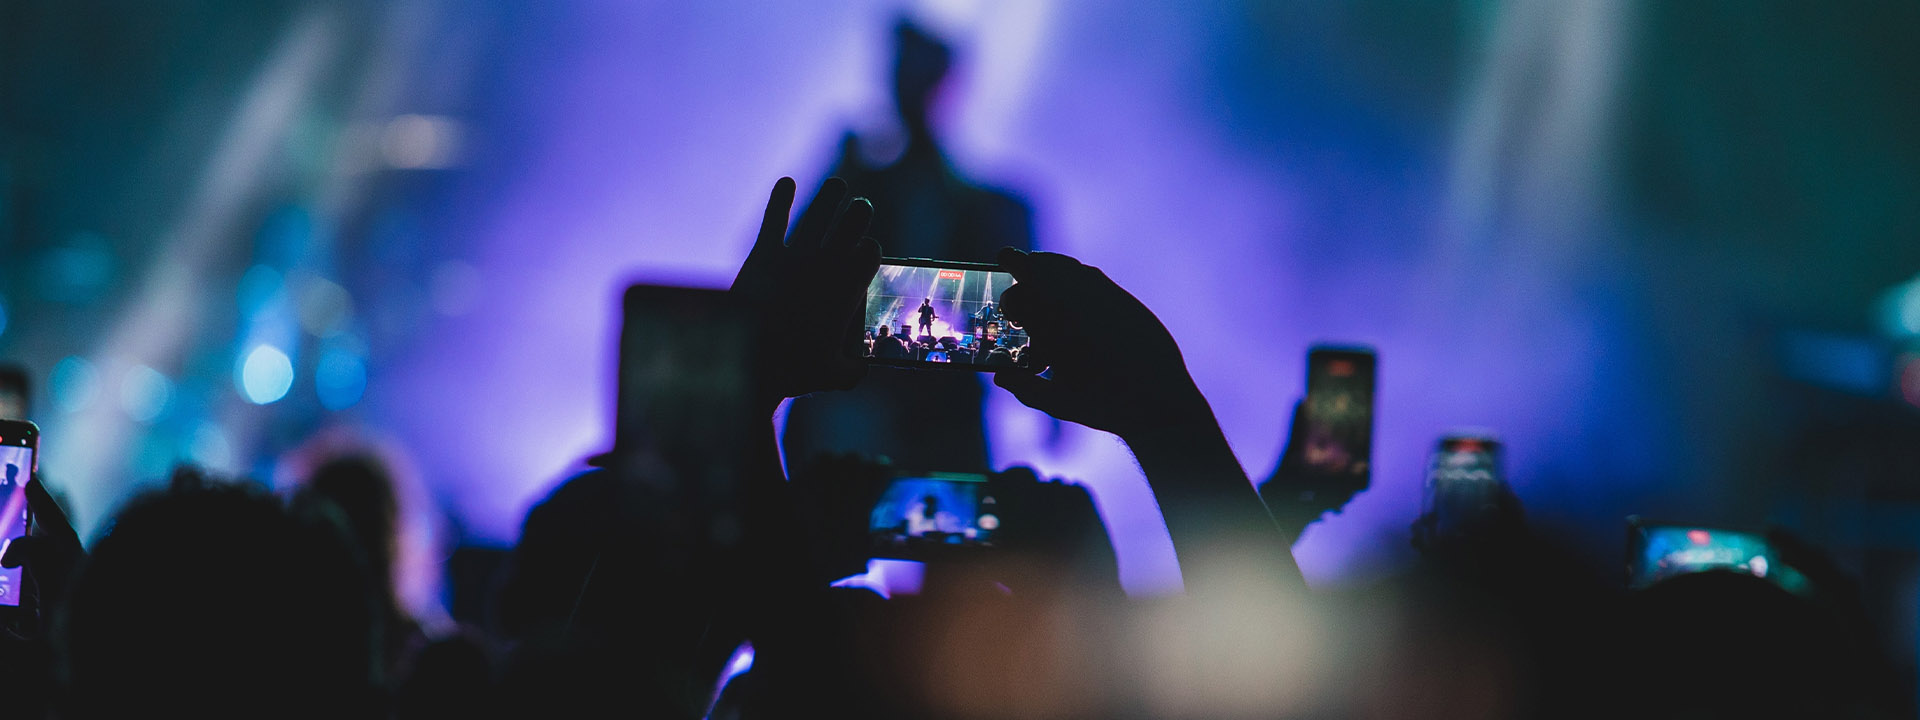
[
  {"x1": 861, "y1": 258, "x2": 1030, "y2": 371},
  {"x1": 869, "y1": 472, "x2": 1000, "y2": 559},
  {"x1": 1301, "y1": 346, "x2": 1376, "y2": 483},
  {"x1": 1421, "y1": 433, "x2": 1504, "y2": 539},
  {"x1": 0, "y1": 420, "x2": 37, "y2": 608},
  {"x1": 1627, "y1": 521, "x2": 1811, "y2": 595}
]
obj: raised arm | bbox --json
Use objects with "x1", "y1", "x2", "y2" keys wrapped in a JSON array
[{"x1": 990, "y1": 248, "x2": 1302, "y2": 593}]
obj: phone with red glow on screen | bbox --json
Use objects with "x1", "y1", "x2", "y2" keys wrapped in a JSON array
[{"x1": 1300, "y1": 346, "x2": 1376, "y2": 486}]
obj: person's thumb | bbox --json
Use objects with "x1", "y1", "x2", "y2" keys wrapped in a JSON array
[
  {"x1": 994, "y1": 371, "x2": 1067, "y2": 417},
  {"x1": 1, "y1": 535, "x2": 30, "y2": 568}
]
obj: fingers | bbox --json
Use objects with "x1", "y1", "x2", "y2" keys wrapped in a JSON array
[
  {"x1": 998, "y1": 283, "x2": 1062, "y2": 339},
  {"x1": 1016, "y1": 343, "x2": 1050, "y2": 373},
  {"x1": 999, "y1": 248, "x2": 1085, "y2": 282},
  {"x1": 825, "y1": 197, "x2": 872, "y2": 253},
  {"x1": 840, "y1": 236, "x2": 883, "y2": 294},
  {"x1": 789, "y1": 177, "x2": 849, "y2": 250},
  {"x1": 26, "y1": 477, "x2": 77, "y2": 543},
  {"x1": 1, "y1": 535, "x2": 27, "y2": 568},
  {"x1": 754, "y1": 177, "x2": 798, "y2": 256},
  {"x1": 994, "y1": 371, "x2": 1065, "y2": 416},
  {"x1": 996, "y1": 247, "x2": 1031, "y2": 280},
  {"x1": 852, "y1": 236, "x2": 882, "y2": 270}
]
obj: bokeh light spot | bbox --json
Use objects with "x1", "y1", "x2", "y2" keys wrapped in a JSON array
[
  {"x1": 239, "y1": 345, "x2": 294, "y2": 404},
  {"x1": 316, "y1": 347, "x2": 368, "y2": 410},
  {"x1": 50, "y1": 356, "x2": 101, "y2": 413},
  {"x1": 190, "y1": 423, "x2": 236, "y2": 474},
  {"x1": 119, "y1": 364, "x2": 173, "y2": 423}
]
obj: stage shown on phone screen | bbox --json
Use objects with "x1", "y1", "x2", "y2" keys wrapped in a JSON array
[
  {"x1": 870, "y1": 475, "x2": 999, "y2": 555},
  {"x1": 862, "y1": 262, "x2": 1030, "y2": 369},
  {"x1": 0, "y1": 444, "x2": 29, "y2": 607}
]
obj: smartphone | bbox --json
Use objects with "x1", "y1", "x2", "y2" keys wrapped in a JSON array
[
  {"x1": 1626, "y1": 519, "x2": 1811, "y2": 595},
  {"x1": 0, "y1": 420, "x2": 37, "y2": 608},
  {"x1": 612, "y1": 285, "x2": 755, "y2": 548},
  {"x1": 861, "y1": 258, "x2": 1030, "y2": 371},
  {"x1": 1301, "y1": 346, "x2": 1376, "y2": 484},
  {"x1": 1420, "y1": 432, "x2": 1505, "y2": 540},
  {"x1": 868, "y1": 472, "x2": 1001, "y2": 560}
]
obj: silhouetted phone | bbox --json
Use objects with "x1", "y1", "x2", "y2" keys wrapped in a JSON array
[
  {"x1": 1301, "y1": 346, "x2": 1375, "y2": 485},
  {"x1": 861, "y1": 258, "x2": 1030, "y2": 372},
  {"x1": 1626, "y1": 519, "x2": 1811, "y2": 595},
  {"x1": 0, "y1": 419, "x2": 37, "y2": 609},
  {"x1": 611, "y1": 285, "x2": 755, "y2": 549},
  {"x1": 868, "y1": 472, "x2": 1002, "y2": 560}
]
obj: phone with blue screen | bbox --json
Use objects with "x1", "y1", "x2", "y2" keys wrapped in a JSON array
[
  {"x1": 1626, "y1": 518, "x2": 1811, "y2": 596},
  {"x1": 869, "y1": 472, "x2": 1001, "y2": 560}
]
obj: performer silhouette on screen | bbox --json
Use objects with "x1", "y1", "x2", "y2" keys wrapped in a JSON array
[
  {"x1": 917, "y1": 298, "x2": 937, "y2": 337},
  {"x1": 907, "y1": 494, "x2": 940, "y2": 537},
  {"x1": 973, "y1": 302, "x2": 999, "y2": 335},
  {"x1": 783, "y1": 19, "x2": 1038, "y2": 474}
]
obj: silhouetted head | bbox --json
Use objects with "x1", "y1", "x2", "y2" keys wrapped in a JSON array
[
  {"x1": 1623, "y1": 570, "x2": 1860, "y2": 717},
  {"x1": 58, "y1": 485, "x2": 382, "y2": 718},
  {"x1": 4, "y1": 463, "x2": 16, "y2": 483},
  {"x1": 878, "y1": 325, "x2": 891, "y2": 337},
  {"x1": 900, "y1": 325, "x2": 913, "y2": 336},
  {"x1": 0, "y1": 363, "x2": 29, "y2": 419},
  {"x1": 296, "y1": 454, "x2": 401, "y2": 603},
  {"x1": 892, "y1": 19, "x2": 953, "y2": 133},
  {"x1": 790, "y1": 454, "x2": 892, "y2": 583}
]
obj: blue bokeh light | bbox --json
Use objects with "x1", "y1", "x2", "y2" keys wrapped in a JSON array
[
  {"x1": 119, "y1": 364, "x2": 174, "y2": 423},
  {"x1": 50, "y1": 356, "x2": 101, "y2": 413},
  {"x1": 239, "y1": 345, "x2": 294, "y2": 405},
  {"x1": 316, "y1": 347, "x2": 368, "y2": 411}
]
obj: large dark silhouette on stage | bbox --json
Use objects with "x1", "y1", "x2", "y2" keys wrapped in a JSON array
[{"x1": 781, "y1": 20, "x2": 1036, "y2": 474}]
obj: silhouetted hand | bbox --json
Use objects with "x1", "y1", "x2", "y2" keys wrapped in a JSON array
[
  {"x1": 1259, "y1": 401, "x2": 1370, "y2": 541},
  {"x1": 731, "y1": 177, "x2": 881, "y2": 412},
  {"x1": 2, "y1": 476, "x2": 84, "y2": 636},
  {"x1": 991, "y1": 248, "x2": 1210, "y2": 440},
  {"x1": 989, "y1": 248, "x2": 1301, "y2": 590}
]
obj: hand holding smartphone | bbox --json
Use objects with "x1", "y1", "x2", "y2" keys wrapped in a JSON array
[{"x1": 1263, "y1": 347, "x2": 1377, "y2": 533}]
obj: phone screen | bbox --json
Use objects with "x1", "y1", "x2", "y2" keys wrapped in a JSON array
[
  {"x1": 1302, "y1": 348, "x2": 1376, "y2": 482},
  {"x1": 1628, "y1": 524, "x2": 1811, "y2": 595},
  {"x1": 614, "y1": 286, "x2": 755, "y2": 547},
  {"x1": 1422, "y1": 434, "x2": 1504, "y2": 537},
  {"x1": 869, "y1": 473, "x2": 1000, "y2": 558},
  {"x1": 0, "y1": 425, "x2": 34, "y2": 608},
  {"x1": 862, "y1": 259, "x2": 1030, "y2": 371}
]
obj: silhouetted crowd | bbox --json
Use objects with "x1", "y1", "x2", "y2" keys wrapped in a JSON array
[
  {"x1": 0, "y1": 177, "x2": 1909, "y2": 720},
  {"x1": 866, "y1": 322, "x2": 1030, "y2": 368}
]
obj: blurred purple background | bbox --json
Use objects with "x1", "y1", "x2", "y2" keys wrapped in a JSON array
[{"x1": 3, "y1": 0, "x2": 1918, "y2": 607}]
